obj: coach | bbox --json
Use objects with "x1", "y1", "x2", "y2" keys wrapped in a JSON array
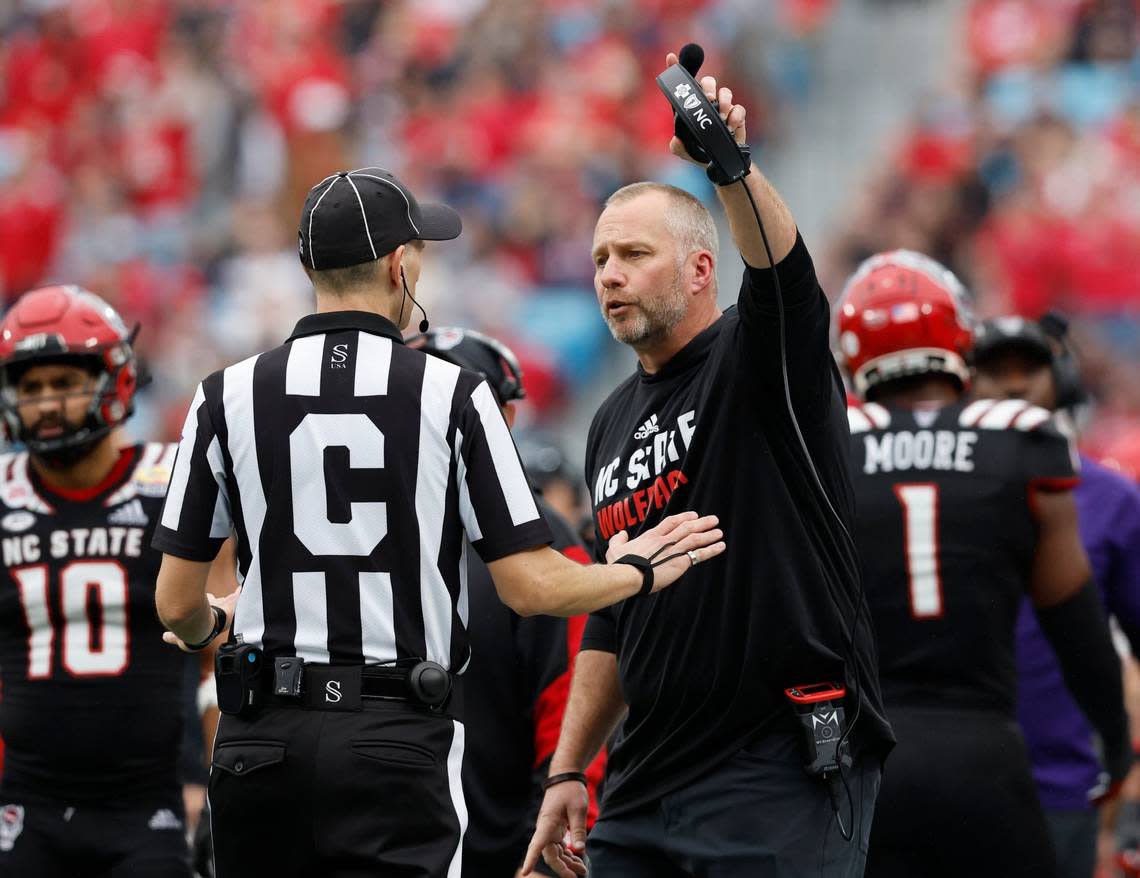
[
  {"x1": 151, "y1": 167, "x2": 725, "y2": 877},
  {"x1": 524, "y1": 58, "x2": 894, "y2": 878}
]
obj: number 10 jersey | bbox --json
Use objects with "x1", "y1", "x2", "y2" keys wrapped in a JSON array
[{"x1": 0, "y1": 443, "x2": 187, "y2": 806}]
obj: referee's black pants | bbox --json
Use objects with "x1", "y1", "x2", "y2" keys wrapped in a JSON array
[{"x1": 208, "y1": 701, "x2": 466, "y2": 878}]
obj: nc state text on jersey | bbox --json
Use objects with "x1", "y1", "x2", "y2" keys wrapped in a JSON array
[
  {"x1": 593, "y1": 410, "x2": 696, "y2": 541},
  {"x1": 594, "y1": 410, "x2": 696, "y2": 504},
  {"x1": 2, "y1": 527, "x2": 146, "y2": 566},
  {"x1": 862, "y1": 429, "x2": 978, "y2": 475}
]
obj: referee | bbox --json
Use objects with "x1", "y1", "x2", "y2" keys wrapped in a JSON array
[{"x1": 152, "y1": 167, "x2": 725, "y2": 878}]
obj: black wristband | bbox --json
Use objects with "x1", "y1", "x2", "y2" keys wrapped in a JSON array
[
  {"x1": 707, "y1": 145, "x2": 751, "y2": 186},
  {"x1": 615, "y1": 554, "x2": 654, "y2": 596},
  {"x1": 543, "y1": 771, "x2": 588, "y2": 791},
  {"x1": 182, "y1": 605, "x2": 227, "y2": 652}
]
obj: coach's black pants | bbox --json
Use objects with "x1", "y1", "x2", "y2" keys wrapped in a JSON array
[
  {"x1": 209, "y1": 701, "x2": 466, "y2": 878},
  {"x1": 865, "y1": 706, "x2": 1058, "y2": 878},
  {"x1": 588, "y1": 734, "x2": 880, "y2": 877}
]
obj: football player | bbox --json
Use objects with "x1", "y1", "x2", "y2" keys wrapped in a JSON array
[
  {"x1": 0, "y1": 286, "x2": 192, "y2": 877},
  {"x1": 973, "y1": 314, "x2": 1140, "y2": 878},
  {"x1": 834, "y1": 252, "x2": 1131, "y2": 878}
]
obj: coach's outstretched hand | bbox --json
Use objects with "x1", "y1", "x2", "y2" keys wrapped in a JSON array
[
  {"x1": 610, "y1": 511, "x2": 725, "y2": 593},
  {"x1": 522, "y1": 778, "x2": 590, "y2": 877}
]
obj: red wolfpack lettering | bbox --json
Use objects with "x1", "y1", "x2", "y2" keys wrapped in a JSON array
[{"x1": 596, "y1": 469, "x2": 689, "y2": 541}]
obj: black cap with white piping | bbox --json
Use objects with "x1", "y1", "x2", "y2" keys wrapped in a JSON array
[{"x1": 297, "y1": 168, "x2": 462, "y2": 271}]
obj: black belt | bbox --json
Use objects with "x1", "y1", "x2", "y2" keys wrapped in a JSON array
[{"x1": 257, "y1": 660, "x2": 452, "y2": 713}]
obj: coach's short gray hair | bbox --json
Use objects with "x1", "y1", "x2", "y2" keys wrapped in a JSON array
[{"x1": 604, "y1": 182, "x2": 719, "y2": 265}]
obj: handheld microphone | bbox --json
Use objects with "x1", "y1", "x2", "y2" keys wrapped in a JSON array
[
  {"x1": 656, "y1": 42, "x2": 751, "y2": 186},
  {"x1": 675, "y1": 44, "x2": 709, "y2": 163}
]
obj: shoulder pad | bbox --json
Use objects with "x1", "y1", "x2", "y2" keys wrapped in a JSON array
[
  {"x1": 847, "y1": 402, "x2": 891, "y2": 434},
  {"x1": 958, "y1": 399, "x2": 1052, "y2": 431}
]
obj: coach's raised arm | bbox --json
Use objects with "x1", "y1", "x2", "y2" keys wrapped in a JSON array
[{"x1": 524, "y1": 52, "x2": 893, "y2": 878}]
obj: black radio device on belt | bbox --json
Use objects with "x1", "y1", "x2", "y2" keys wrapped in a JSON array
[
  {"x1": 785, "y1": 682, "x2": 850, "y2": 778},
  {"x1": 216, "y1": 642, "x2": 264, "y2": 717},
  {"x1": 215, "y1": 644, "x2": 453, "y2": 716}
]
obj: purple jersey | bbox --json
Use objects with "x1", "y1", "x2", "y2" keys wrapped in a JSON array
[{"x1": 1016, "y1": 453, "x2": 1140, "y2": 811}]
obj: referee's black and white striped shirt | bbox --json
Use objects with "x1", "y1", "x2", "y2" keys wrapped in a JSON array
[{"x1": 152, "y1": 310, "x2": 553, "y2": 670}]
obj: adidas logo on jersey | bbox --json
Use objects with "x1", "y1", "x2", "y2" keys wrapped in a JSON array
[
  {"x1": 633, "y1": 414, "x2": 659, "y2": 440},
  {"x1": 107, "y1": 499, "x2": 148, "y2": 527},
  {"x1": 147, "y1": 809, "x2": 182, "y2": 831}
]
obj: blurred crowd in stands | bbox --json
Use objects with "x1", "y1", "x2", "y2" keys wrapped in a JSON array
[
  {"x1": 5, "y1": 0, "x2": 1140, "y2": 488},
  {"x1": 0, "y1": 0, "x2": 834, "y2": 453},
  {"x1": 825, "y1": 0, "x2": 1140, "y2": 470}
]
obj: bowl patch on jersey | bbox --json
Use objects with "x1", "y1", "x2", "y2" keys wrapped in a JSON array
[{"x1": 134, "y1": 464, "x2": 173, "y2": 498}]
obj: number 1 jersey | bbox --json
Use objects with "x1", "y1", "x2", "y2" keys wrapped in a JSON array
[
  {"x1": 0, "y1": 443, "x2": 188, "y2": 805},
  {"x1": 848, "y1": 399, "x2": 1077, "y2": 716}
]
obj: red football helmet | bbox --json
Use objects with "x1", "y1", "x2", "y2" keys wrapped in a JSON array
[
  {"x1": 0, "y1": 285, "x2": 139, "y2": 455},
  {"x1": 833, "y1": 250, "x2": 974, "y2": 400}
]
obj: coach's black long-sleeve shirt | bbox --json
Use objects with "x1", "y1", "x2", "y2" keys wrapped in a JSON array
[{"x1": 581, "y1": 234, "x2": 893, "y2": 817}]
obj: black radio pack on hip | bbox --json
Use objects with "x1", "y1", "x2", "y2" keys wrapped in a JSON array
[
  {"x1": 216, "y1": 642, "x2": 264, "y2": 717},
  {"x1": 784, "y1": 682, "x2": 851, "y2": 778}
]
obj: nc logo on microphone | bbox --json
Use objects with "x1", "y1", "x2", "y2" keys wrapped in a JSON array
[
  {"x1": 325, "y1": 680, "x2": 342, "y2": 703},
  {"x1": 673, "y1": 82, "x2": 693, "y2": 99}
]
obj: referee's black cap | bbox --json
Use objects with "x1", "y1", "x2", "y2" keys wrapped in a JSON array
[{"x1": 298, "y1": 168, "x2": 462, "y2": 271}]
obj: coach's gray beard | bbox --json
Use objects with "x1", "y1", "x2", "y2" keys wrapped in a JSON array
[{"x1": 605, "y1": 275, "x2": 688, "y2": 348}]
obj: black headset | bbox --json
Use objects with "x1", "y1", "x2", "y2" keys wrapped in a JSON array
[{"x1": 1038, "y1": 312, "x2": 1087, "y2": 410}]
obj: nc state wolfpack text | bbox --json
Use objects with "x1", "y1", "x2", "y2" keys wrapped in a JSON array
[{"x1": 593, "y1": 410, "x2": 696, "y2": 541}]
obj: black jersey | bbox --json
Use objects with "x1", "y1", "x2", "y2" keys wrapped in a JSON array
[
  {"x1": 0, "y1": 443, "x2": 187, "y2": 805},
  {"x1": 848, "y1": 398, "x2": 1078, "y2": 716},
  {"x1": 580, "y1": 235, "x2": 892, "y2": 818},
  {"x1": 461, "y1": 495, "x2": 604, "y2": 875}
]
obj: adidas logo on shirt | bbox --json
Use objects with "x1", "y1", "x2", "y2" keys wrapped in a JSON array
[
  {"x1": 107, "y1": 499, "x2": 149, "y2": 527},
  {"x1": 634, "y1": 414, "x2": 660, "y2": 440}
]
